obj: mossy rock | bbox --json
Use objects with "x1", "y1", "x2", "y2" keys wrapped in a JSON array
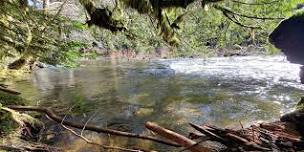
[
  {"x1": 0, "y1": 92, "x2": 31, "y2": 135},
  {"x1": 0, "y1": 106, "x2": 44, "y2": 137},
  {"x1": 296, "y1": 97, "x2": 304, "y2": 110}
]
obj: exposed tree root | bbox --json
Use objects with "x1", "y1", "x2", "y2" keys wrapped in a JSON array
[
  {"x1": 5, "y1": 105, "x2": 304, "y2": 152},
  {"x1": 7, "y1": 105, "x2": 180, "y2": 147},
  {"x1": 0, "y1": 144, "x2": 60, "y2": 152},
  {"x1": 1, "y1": 107, "x2": 44, "y2": 140}
]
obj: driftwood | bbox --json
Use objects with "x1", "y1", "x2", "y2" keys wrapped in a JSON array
[
  {"x1": 7, "y1": 105, "x2": 180, "y2": 147},
  {"x1": 143, "y1": 113, "x2": 304, "y2": 152},
  {"x1": 5, "y1": 104, "x2": 304, "y2": 152},
  {"x1": 145, "y1": 122, "x2": 211, "y2": 152}
]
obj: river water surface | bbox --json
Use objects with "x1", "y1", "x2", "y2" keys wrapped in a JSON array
[{"x1": 10, "y1": 56, "x2": 304, "y2": 151}]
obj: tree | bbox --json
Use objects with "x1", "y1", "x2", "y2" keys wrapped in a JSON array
[
  {"x1": 79, "y1": 0, "x2": 301, "y2": 46},
  {"x1": 0, "y1": 0, "x2": 302, "y2": 69}
]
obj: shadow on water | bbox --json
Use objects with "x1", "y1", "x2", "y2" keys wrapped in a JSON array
[{"x1": 11, "y1": 56, "x2": 304, "y2": 151}]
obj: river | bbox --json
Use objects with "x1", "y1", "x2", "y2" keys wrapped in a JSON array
[{"x1": 10, "y1": 55, "x2": 304, "y2": 151}]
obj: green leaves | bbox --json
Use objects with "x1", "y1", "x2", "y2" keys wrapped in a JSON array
[{"x1": 72, "y1": 21, "x2": 88, "y2": 30}]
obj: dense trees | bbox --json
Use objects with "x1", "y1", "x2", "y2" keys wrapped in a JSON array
[
  {"x1": 0, "y1": 0, "x2": 78, "y2": 69},
  {"x1": 0, "y1": 0, "x2": 302, "y2": 68}
]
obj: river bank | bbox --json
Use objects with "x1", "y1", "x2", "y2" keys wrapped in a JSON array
[
  {"x1": 80, "y1": 44, "x2": 274, "y2": 61},
  {"x1": 1, "y1": 89, "x2": 304, "y2": 152}
]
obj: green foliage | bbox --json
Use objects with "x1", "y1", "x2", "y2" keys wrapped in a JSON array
[
  {"x1": 0, "y1": 109, "x2": 18, "y2": 135},
  {"x1": 264, "y1": 44, "x2": 280, "y2": 55},
  {"x1": 1, "y1": 0, "x2": 303, "y2": 67},
  {"x1": 85, "y1": 0, "x2": 301, "y2": 56},
  {"x1": 72, "y1": 21, "x2": 88, "y2": 30},
  {"x1": 0, "y1": 92, "x2": 28, "y2": 135},
  {"x1": 0, "y1": 0, "x2": 90, "y2": 68},
  {"x1": 0, "y1": 92, "x2": 28, "y2": 106},
  {"x1": 296, "y1": 97, "x2": 304, "y2": 110},
  {"x1": 81, "y1": 0, "x2": 301, "y2": 51},
  {"x1": 177, "y1": 0, "x2": 299, "y2": 52},
  {"x1": 41, "y1": 41, "x2": 87, "y2": 68},
  {"x1": 68, "y1": 94, "x2": 96, "y2": 115}
]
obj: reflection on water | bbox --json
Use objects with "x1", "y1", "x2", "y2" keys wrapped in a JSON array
[{"x1": 14, "y1": 56, "x2": 304, "y2": 151}]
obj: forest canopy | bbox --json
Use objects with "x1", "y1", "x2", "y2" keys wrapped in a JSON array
[{"x1": 0, "y1": 0, "x2": 303, "y2": 68}]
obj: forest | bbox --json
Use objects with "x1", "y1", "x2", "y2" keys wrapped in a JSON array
[{"x1": 1, "y1": 0, "x2": 304, "y2": 152}]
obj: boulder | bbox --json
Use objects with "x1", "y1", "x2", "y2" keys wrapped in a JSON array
[
  {"x1": 269, "y1": 12, "x2": 304, "y2": 64},
  {"x1": 269, "y1": 12, "x2": 304, "y2": 84}
]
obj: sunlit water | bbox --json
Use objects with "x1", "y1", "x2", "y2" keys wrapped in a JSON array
[{"x1": 10, "y1": 56, "x2": 304, "y2": 151}]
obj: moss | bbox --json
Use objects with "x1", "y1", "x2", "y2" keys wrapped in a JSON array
[
  {"x1": 296, "y1": 97, "x2": 304, "y2": 110},
  {"x1": 0, "y1": 111, "x2": 18, "y2": 135},
  {"x1": 0, "y1": 91, "x2": 33, "y2": 135},
  {"x1": 0, "y1": 106, "x2": 44, "y2": 137},
  {"x1": 292, "y1": 9, "x2": 304, "y2": 18},
  {"x1": 0, "y1": 91, "x2": 28, "y2": 106},
  {"x1": 0, "y1": 92, "x2": 30, "y2": 135}
]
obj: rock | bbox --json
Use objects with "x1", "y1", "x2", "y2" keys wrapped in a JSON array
[
  {"x1": 48, "y1": 0, "x2": 86, "y2": 22},
  {"x1": 269, "y1": 12, "x2": 304, "y2": 84},
  {"x1": 92, "y1": 41, "x2": 104, "y2": 49},
  {"x1": 269, "y1": 12, "x2": 304, "y2": 65},
  {"x1": 67, "y1": 30, "x2": 95, "y2": 43},
  {"x1": 280, "y1": 109, "x2": 304, "y2": 136},
  {"x1": 155, "y1": 47, "x2": 170, "y2": 58},
  {"x1": 7, "y1": 58, "x2": 27, "y2": 70},
  {"x1": 296, "y1": 96, "x2": 304, "y2": 110},
  {"x1": 300, "y1": 66, "x2": 304, "y2": 84},
  {"x1": 297, "y1": 3, "x2": 304, "y2": 10}
]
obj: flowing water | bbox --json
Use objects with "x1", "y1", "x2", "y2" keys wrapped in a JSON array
[{"x1": 9, "y1": 56, "x2": 304, "y2": 151}]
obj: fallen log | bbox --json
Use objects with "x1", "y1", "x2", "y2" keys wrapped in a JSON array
[
  {"x1": 133, "y1": 110, "x2": 303, "y2": 152},
  {"x1": 7, "y1": 105, "x2": 180, "y2": 147},
  {"x1": 145, "y1": 122, "x2": 211, "y2": 152},
  {"x1": 0, "y1": 87, "x2": 21, "y2": 95},
  {"x1": 188, "y1": 121, "x2": 304, "y2": 151},
  {"x1": 189, "y1": 123, "x2": 271, "y2": 151}
]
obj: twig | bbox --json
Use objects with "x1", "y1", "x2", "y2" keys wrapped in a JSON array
[
  {"x1": 60, "y1": 112, "x2": 143, "y2": 152},
  {"x1": 225, "y1": 133, "x2": 271, "y2": 151},
  {"x1": 232, "y1": 0, "x2": 280, "y2": 6},
  {"x1": 215, "y1": 5, "x2": 285, "y2": 20},
  {"x1": 239, "y1": 121, "x2": 244, "y2": 129},
  {"x1": 222, "y1": 11, "x2": 260, "y2": 29},
  {"x1": 61, "y1": 108, "x2": 142, "y2": 152},
  {"x1": 189, "y1": 123, "x2": 226, "y2": 142},
  {"x1": 81, "y1": 111, "x2": 97, "y2": 136}
]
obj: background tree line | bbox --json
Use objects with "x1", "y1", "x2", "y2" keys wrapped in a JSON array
[{"x1": 0, "y1": 0, "x2": 302, "y2": 69}]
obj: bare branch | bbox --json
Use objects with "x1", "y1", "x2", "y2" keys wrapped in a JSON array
[
  {"x1": 232, "y1": 0, "x2": 281, "y2": 6},
  {"x1": 215, "y1": 5, "x2": 285, "y2": 20}
]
